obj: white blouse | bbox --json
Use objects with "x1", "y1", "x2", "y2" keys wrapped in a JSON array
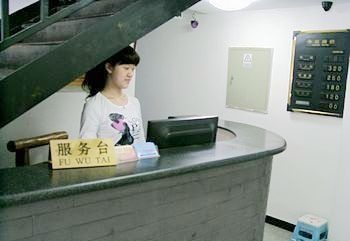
[{"x1": 80, "y1": 92, "x2": 145, "y2": 146}]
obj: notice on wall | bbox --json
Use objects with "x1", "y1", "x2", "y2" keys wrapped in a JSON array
[
  {"x1": 242, "y1": 53, "x2": 253, "y2": 68},
  {"x1": 50, "y1": 138, "x2": 117, "y2": 169}
]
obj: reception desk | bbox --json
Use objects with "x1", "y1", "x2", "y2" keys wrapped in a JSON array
[{"x1": 0, "y1": 120, "x2": 286, "y2": 241}]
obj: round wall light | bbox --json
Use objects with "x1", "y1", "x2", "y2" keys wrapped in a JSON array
[{"x1": 209, "y1": 0, "x2": 258, "y2": 11}]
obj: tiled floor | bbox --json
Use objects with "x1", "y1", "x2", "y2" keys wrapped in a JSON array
[{"x1": 264, "y1": 223, "x2": 292, "y2": 241}]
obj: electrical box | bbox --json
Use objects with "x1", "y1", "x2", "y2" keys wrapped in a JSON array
[{"x1": 226, "y1": 47, "x2": 273, "y2": 113}]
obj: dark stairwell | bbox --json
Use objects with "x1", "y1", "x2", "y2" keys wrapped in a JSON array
[{"x1": 0, "y1": 0, "x2": 200, "y2": 128}]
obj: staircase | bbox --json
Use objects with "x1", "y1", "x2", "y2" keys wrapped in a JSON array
[{"x1": 0, "y1": 0, "x2": 200, "y2": 128}]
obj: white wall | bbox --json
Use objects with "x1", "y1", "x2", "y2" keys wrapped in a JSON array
[
  {"x1": 0, "y1": 0, "x2": 38, "y2": 18},
  {"x1": 0, "y1": 91, "x2": 85, "y2": 168},
  {"x1": 8, "y1": 0, "x2": 38, "y2": 14},
  {"x1": 135, "y1": 4, "x2": 350, "y2": 240},
  {"x1": 331, "y1": 107, "x2": 350, "y2": 239}
]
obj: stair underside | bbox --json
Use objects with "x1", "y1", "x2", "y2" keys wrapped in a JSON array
[
  {"x1": 0, "y1": 0, "x2": 136, "y2": 78},
  {"x1": 0, "y1": 0, "x2": 200, "y2": 128}
]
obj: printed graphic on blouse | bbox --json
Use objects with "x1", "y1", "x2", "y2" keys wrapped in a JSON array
[{"x1": 109, "y1": 113, "x2": 143, "y2": 146}]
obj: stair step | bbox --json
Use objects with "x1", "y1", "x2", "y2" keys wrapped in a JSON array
[
  {"x1": 11, "y1": 4, "x2": 76, "y2": 33},
  {"x1": 20, "y1": 41, "x2": 65, "y2": 46},
  {"x1": 21, "y1": 20, "x2": 39, "y2": 29},
  {"x1": 0, "y1": 43, "x2": 59, "y2": 69},
  {"x1": 0, "y1": 68, "x2": 16, "y2": 80},
  {"x1": 66, "y1": 0, "x2": 133, "y2": 20},
  {"x1": 62, "y1": 12, "x2": 114, "y2": 21},
  {"x1": 21, "y1": 15, "x2": 110, "y2": 43},
  {"x1": 6, "y1": 0, "x2": 133, "y2": 44},
  {"x1": 49, "y1": 1, "x2": 78, "y2": 15}
]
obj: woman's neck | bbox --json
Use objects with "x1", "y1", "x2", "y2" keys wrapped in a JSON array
[
  {"x1": 101, "y1": 81, "x2": 128, "y2": 106},
  {"x1": 102, "y1": 88, "x2": 123, "y2": 99},
  {"x1": 102, "y1": 82, "x2": 124, "y2": 99}
]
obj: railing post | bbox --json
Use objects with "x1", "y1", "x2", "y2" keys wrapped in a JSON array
[
  {"x1": 0, "y1": 0, "x2": 10, "y2": 40},
  {"x1": 40, "y1": 0, "x2": 49, "y2": 21}
]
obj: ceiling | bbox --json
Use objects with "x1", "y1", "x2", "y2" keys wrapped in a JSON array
[{"x1": 190, "y1": 0, "x2": 350, "y2": 13}]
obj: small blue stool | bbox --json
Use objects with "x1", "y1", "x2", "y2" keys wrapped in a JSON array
[{"x1": 291, "y1": 214, "x2": 328, "y2": 241}]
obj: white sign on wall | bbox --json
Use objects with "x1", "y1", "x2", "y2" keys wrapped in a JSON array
[{"x1": 242, "y1": 53, "x2": 253, "y2": 68}]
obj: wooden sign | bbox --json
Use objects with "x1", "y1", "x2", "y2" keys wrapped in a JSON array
[{"x1": 50, "y1": 138, "x2": 117, "y2": 169}]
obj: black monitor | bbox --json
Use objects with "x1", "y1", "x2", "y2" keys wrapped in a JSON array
[{"x1": 146, "y1": 116, "x2": 218, "y2": 149}]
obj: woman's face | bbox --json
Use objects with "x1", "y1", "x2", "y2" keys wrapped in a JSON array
[{"x1": 107, "y1": 64, "x2": 136, "y2": 89}]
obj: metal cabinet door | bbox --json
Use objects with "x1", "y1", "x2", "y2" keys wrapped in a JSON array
[{"x1": 226, "y1": 47, "x2": 273, "y2": 113}]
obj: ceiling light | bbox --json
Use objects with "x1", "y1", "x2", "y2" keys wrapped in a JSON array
[{"x1": 209, "y1": 0, "x2": 258, "y2": 11}]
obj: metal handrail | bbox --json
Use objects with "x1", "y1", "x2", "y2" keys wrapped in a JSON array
[{"x1": 0, "y1": 0, "x2": 95, "y2": 51}]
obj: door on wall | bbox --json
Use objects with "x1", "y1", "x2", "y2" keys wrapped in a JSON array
[{"x1": 226, "y1": 47, "x2": 273, "y2": 113}]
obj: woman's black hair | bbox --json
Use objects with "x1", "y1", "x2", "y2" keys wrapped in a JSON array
[{"x1": 82, "y1": 46, "x2": 140, "y2": 97}]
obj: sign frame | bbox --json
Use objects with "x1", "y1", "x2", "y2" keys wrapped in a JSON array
[
  {"x1": 49, "y1": 138, "x2": 117, "y2": 169},
  {"x1": 287, "y1": 29, "x2": 350, "y2": 118}
]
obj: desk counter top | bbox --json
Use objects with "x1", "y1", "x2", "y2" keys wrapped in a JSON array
[{"x1": 0, "y1": 120, "x2": 286, "y2": 208}]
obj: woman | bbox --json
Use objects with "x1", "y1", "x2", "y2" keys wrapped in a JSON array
[{"x1": 80, "y1": 46, "x2": 145, "y2": 146}]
